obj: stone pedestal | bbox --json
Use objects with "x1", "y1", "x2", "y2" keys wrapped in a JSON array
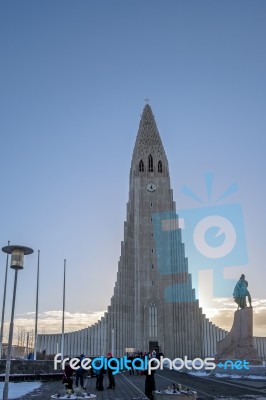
[{"x1": 217, "y1": 307, "x2": 260, "y2": 363}]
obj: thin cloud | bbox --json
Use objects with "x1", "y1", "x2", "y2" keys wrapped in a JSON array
[
  {"x1": 3, "y1": 301, "x2": 265, "y2": 343},
  {"x1": 2, "y1": 310, "x2": 105, "y2": 342},
  {"x1": 203, "y1": 298, "x2": 266, "y2": 337}
]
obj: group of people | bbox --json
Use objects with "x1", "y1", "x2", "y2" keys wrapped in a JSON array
[
  {"x1": 94, "y1": 350, "x2": 158, "y2": 398},
  {"x1": 62, "y1": 353, "x2": 85, "y2": 393},
  {"x1": 127, "y1": 349, "x2": 160, "y2": 400},
  {"x1": 61, "y1": 274, "x2": 251, "y2": 398},
  {"x1": 94, "y1": 352, "x2": 116, "y2": 391},
  {"x1": 127, "y1": 351, "x2": 149, "y2": 375},
  {"x1": 62, "y1": 350, "x2": 158, "y2": 399},
  {"x1": 62, "y1": 352, "x2": 116, "y2": 393}
]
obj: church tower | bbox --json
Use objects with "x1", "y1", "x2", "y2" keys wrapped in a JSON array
[
  {"x1": 106, "y1": 104, "x2": 204, "y2": 358},
  {"x1": 38, "y1": 104, "x2": 234, "y2": 359}
]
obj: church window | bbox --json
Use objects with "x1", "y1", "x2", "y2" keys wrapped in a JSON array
[
  {"x1": 158, "y1": 160, "x2": 162, "y2": 173},
  {"x1": 149, "y1": 303, "x2": 158, "y2": 337},
  {"x1": 139, "y1": 160, "x2": 144, "y2": 172},
  {"x1": 151, "y1": 249, "x2": 154, "y2": 253},
  {"x1": 150, "y1": 202, "x2": 153, "y2": 207},
  {"x1": 151, "y1": 264, "x2": 154, "y2": 269},
  {"x1": 148, "y1": 155, "x2": 153, "y2": 172}
]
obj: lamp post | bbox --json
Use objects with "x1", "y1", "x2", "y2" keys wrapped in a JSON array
[
  {"x1": 2, "y1": 245, "x2": 33, "y2": 400},
  {"x1": 0, "y1": 241, "x2": 10, "y2": 359},
  {"x1": 33, "y1": 250, "x2": 40, "y2": 360},
  {"x1": 61, "y1": 259, "x2": 66, "y2": 360}
]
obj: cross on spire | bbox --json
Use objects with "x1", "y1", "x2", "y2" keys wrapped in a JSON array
[{"x1": 145, "y1": 97, "x2": 150, "y2": 104}]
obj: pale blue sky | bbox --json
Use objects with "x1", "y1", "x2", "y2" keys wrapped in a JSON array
[{"x1": 0, "y1": 1, "x2": 265, "y2": 336}]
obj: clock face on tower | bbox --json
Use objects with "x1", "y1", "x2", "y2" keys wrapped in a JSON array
[{"x1": 146, "y1": 183, "x2": 157, "y2": 192}]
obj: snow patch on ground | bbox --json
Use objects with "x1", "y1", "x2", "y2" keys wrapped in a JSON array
[
  {"x1": 0, "y1": 382, "x2": 42, "y2": 399},
  {"x1": 247, "y1": 375, "x2": 266, "y2": 380},
  {"x1": 218, "y1": 398, "x2": 266, "y2": 400},
  {"x1": 187, "y1": 371, "x2": 210, "y2": 377},
  {"x1": 188, "y1": 371, "x2": 266, "y2": 380},
  {"x1": 215, "y1": 373, "x2": 242, "y2": 379},
  {"x1": 214, "y1": 373, "x2": 266, "y2": 380}
]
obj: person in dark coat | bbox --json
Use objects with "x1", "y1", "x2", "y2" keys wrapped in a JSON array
[
  {"x1": 141, "y1": 362, "x2": 156, "y2": 400},
  {"x1": 106, "y1": 352, "x2": 116, "y2": 389},
  {"x1": 128, "y1": 353, "x2": 134, "y2": 375},
  {"x1": 94, "y1": 359, "x2": 105, "y2": 391},
  {"x1": 63, "y1": 360, "x2": 74, "y2": 393},
  {"x1": 75, "y1": 354, "x2": 85, "y2": 388}
]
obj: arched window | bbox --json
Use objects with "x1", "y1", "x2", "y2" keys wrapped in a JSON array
[
  {"x1": 149, "y1": 303, "x2": 158, "y2": 337},
  {"x1": 139, "y1": 159, "x2": 144, "y2": 172},
  {"x1": 148, "y1": 155, "x2": 153, "y2": 172},
  {"x1": 158, "y1": 160, "x2": 162, "y2": 173}
]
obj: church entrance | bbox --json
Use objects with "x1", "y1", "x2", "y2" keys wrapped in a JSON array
[{"x1": 149, "y1": 341, "x2": 159, "y2": 354}]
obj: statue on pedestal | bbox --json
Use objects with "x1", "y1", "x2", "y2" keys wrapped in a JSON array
[
  {"x1": 233, "y1": 274, "x2": 252, "y2": 309},
  {"x1": 217, "y1": 275, "x2": 260, "y2": 363}
]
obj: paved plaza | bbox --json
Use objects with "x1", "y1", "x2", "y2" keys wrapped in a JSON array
[
  {"x1": 18, "y1": 372, "x2": 148, "y2": 400},
  {"x1": 14, "y1": 367, "x2": 266, "y2": 400}
]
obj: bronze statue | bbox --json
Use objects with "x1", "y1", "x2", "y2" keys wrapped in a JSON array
[{"x1": 233, "y1": 274, "x2": 252, "y2": 309}]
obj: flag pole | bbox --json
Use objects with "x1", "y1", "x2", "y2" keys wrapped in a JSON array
[
  {"x1": 0, "y1": 241, "x2": 10, "y2": 359},
  {"x1": 61, "y1": 259, "x2": 66, "y2": 360},
  {"x1": 34, "y1": 250, "x2": 40, "y2": 360}
]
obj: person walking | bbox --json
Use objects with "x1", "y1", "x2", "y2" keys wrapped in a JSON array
[
  {"x1": 128, "y1": 353, "x2": 134, "y2": 375},
  {"x1": 75, "y1": 354, "x2": 85, "y2": 388},
  {"x1": 106, "y1": 352, "x2": 116, "y2": 389},
  {"x1": 141, "y1": 360, "x2": 156, "y2": 400},
  {"x1": 62, "y1": 360, "x2": 74, "y2": 394},
  {"x1": 94, "y1": 359, "x2": 105, "y2": 391}
]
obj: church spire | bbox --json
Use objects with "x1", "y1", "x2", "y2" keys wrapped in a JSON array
[{"x1": 131, "y1": 104, "x2": 169, "y2": 177}]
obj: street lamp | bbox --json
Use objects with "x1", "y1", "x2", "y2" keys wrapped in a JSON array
[
  {"x1": 0, "y1": 241, "x2": 10, "y2": 359},
  {"x1": 2, "y1": 245, "x2": 33, "y2": 400}
]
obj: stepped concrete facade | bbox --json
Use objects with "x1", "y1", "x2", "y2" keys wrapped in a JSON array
[{"x1": 37, "y1": 105, "x2": 266, "y2": 360}]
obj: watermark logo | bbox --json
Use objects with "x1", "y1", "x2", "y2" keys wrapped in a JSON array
[
  {"x1": 149, "y1": 356, "x2": 216, "y2": 373},
  {"x1": 54, "y1": 354, "x2": 216, "y2": 375},
  {"x1": 54, "y1": 354, "x2": 249, "y2": 374},
  {"x1": 54, "y1": 353, "x2": 149, "y2": 375},
  {"x1": 217, "y1": 360, "x2": 249, "y2": 370},
  {"x1": 152, "y1": 173, "x2": 248, "y2": 299}
]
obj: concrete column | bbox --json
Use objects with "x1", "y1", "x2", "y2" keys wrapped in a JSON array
[
  {"x1": 71, "y1": 332, "x2": 74, "y2": 356},
  {"x1": 97, "y1": 322, "x2": 101, "y2": 356},
  {"x1": 47, "y1": 335, "x2": 51, "y2": 355},
  {"x1": 91, "y1": 325, "x2": 95, "y2": 356},
  {"x1": 81, "y1": 329, "x2": 84, "y2": 355},
  {"x1": 203, "y1": 315, "x2": 208, "y2": 358},
  {"x1": 88, "y1": 327, "x2": 91, "y2": 356},
  {"x1": 94, "y1": 324, "x2": 98, "y2": 355},
  {"x1": 77, "y1": 331, "x2": 80, "y2": 355},
  {"x1": 84, "y1": 328, "x2": 88, "y2": 356},
  {"x1": 94, "y1": 325, "x2": 97, "y2": 356},
  {"x1": 64, "y1": 333, "x2": 68, "y2": 356},
  {"x1": 96, "y1": 324, "x2": 99, "y2": 355},
  {"x1": 102, "y1": 315, "x2": 107, "y2": 355},
  {"x1": 74, "y1": 331, "x2": 78, "y2": 356}
]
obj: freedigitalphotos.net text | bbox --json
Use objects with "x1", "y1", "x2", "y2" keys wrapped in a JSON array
[{"x1": 54, "y1": 353, "x2": 216, "y2": 375}]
